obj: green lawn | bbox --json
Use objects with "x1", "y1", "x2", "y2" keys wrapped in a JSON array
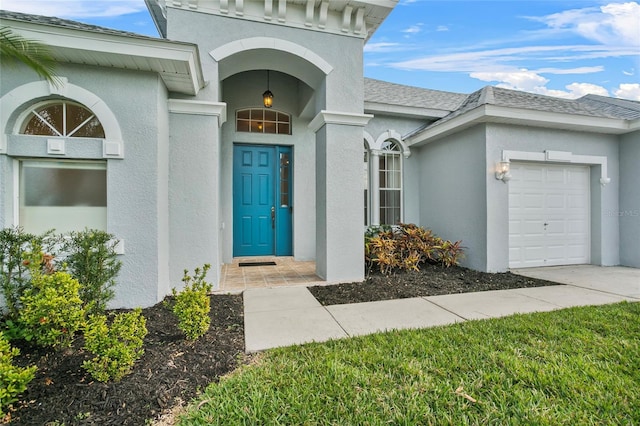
[{"x1": 179, "y1": 302, "x2": 639, "y2": 425}]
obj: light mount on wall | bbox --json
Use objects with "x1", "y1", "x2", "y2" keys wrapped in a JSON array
[
  {"x1": 263, "y1": 70, "x2": 274, "y2": 108},
  {"x1": 495, "y1": 160, "x2": 511, "y2": 182}
]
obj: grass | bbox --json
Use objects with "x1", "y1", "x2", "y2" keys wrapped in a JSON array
[{"x1": 179, "y1": 302, "x2": 639, "y2": 425}]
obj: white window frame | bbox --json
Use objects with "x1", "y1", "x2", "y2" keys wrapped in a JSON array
[
  {"x1": 377, "y1": 140, "x2": 403, "y2": 226},
  {"x1": 18, "y1": 159, "x2": 108, "y2": 234},
  {"x1": 236, "y1": 108, "x2": 291, "y2": 135},
  {"x1": 364, "y1": 143, "x2": 370, "y2": 226}
]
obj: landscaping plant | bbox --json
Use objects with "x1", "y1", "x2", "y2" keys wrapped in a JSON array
[
  {"x1": 61, "y1": 229, "x2": 122, "y2": 316},
  {"x1": 365, "y1": 223, "x2": 463, "y2": 274},
  {"x1": 83, "y1": 308, "x2": 147, "y2": 382},
  {"x1": 170, "y1": 264, "x2": 212, "y2": 340},
  {"x1": 18, "y1": 252, "x2": 85, "y2": 348},
  {"x1": 0, "y1": 227, "x2": 56, "y2": 318},
  {"x1": 0, "y1": 332, "x2": 36, "y2": 419}
]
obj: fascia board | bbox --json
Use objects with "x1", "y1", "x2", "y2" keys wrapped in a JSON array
[
  {"x1": 405, "y1": 106, "x2": 486, "y2": 147},
  {"x1": 407, "y1": 104, "x2": 632, "y2": 146},
  {"x1": 629, "y1": 118, "x2": 640, "y2": 131},
  {"x1": 364, "y1": 101, "x2": 450, "y2": 119},
  {"x1": 7, "y1": 22, "x2": 204, "y2": 94},
  {"x1": 485, "y1": 105, "x2": 629, "y2": 133}
]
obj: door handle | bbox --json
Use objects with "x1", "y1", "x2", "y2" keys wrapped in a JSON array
[{"x1": 271, "y1": 206, "x2": 275, "y2": 229}]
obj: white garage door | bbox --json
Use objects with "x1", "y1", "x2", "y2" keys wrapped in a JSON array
[{"x1": 509, "y1": 163, "x2": 590, "y2": 268}]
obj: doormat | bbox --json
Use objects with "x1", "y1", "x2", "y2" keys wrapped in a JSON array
[{"x1": 238, "y1": 261, "x2": 277, "y2": 267}]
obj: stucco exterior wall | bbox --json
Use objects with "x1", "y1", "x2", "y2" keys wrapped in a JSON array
[
  {"x1": 1, "y1": 63, "x2": 171, "y2": 308},
  {"x1": 165, "y1": 7, "x2": 367, "y2": 284},
  {"x1": 414, "y1": 125, "x2": 488, "y2": 271},
  {"x1": 168, "y1": 111, "x2": 222, "y2": 287},
  {"x1": 485, "y1": 123, "x2": 620, "y2": 271},
  {"x1": 619, "y1": 130, "x2": 640, "y2": 267},
  {"x1": 166, "y1": 8, "x2": 364, "y2": 113}
]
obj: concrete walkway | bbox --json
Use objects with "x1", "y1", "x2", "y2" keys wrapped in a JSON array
[{"x1": 244, "y1": 265, "x2": 640, "y2": 352}]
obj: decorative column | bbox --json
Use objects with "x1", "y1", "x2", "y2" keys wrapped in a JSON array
[{"x1": 309, "y1": 110, "x2": 372, "y2": 283}]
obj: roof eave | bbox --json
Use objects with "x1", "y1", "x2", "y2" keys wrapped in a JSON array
[
  {"x1": 364, "y1": 101, "x2": 450, "y2": 119},
  {"x1": 406, "y1": 105, "x2": 633, "y2": 147},
  {"x1": 3, "y1": 18, "x2": 204, "y2": 95}
]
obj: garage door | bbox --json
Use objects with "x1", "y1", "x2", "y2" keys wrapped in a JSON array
[{"x1": 509, "y1": 163, "x2": 590, "y2": 268}]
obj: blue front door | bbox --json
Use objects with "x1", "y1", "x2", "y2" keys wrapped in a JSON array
[{"x1": 233, "y1": 145, "x2": 292, "y2": 257}]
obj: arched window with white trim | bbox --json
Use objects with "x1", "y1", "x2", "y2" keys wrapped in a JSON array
[
  {"x1": 378, "y1": 140, "x2": 402, "y2": 225},
  {"x1": 17, "y1": 100, "x2": 107, "y2": 233},
  {"x1": 21, "y1": 101, "x2": 105, "y2": 138}
]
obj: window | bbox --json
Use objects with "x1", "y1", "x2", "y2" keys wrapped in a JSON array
[
  {"x1": 379, "y1": 140, "x2": 402, "y2": 225},
  {"x1": 280, "y1": 152, "x2": 290, "y2": 207},
  {"x1": 19, "y1": 161, "x2": 107, "y2": 234},
  {"x1": 236, "y1": 108, "x2": 291, "y2": 135},
  {"x1": 21, "y1": 101, "x2": 105, "y2": 138}
]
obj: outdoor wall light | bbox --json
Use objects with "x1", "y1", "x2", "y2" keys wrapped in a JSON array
[
  {"x1": 263, "y1": 70, "x2": 273, "y2": 108},
  {"x1": 495, "y1": 161, "x2": 511, "y2": 182}
]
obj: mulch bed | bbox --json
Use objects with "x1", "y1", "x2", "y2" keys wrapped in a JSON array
[
  {"x1": 6, "y1": 264, "x2": 561, "y2": 425},
  {"x1": 7, "y1": 295, "x2": 245, "y2": 425},
  {"x1": 309, "y1": 263, "x2": 561, "y2": 305}
]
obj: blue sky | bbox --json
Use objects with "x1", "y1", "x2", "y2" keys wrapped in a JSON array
[{"x1": 3, "y1": 0, "x2": 639, "y2": 100}]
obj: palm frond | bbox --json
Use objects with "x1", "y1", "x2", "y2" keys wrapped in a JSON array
[{"x1": 0, "y1": 26, "x2": 60, "y2": 86}]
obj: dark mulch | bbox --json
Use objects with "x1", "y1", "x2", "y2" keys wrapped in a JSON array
[
  {"x1": 8, "y1": 295, "x2": 245, "y2": 425},
  {"x1": 309, "y1": 263, "x2": 561, "y2": 306},
  {"x1": 6, "y1": 265, "x2": 561, "y2": 425}
]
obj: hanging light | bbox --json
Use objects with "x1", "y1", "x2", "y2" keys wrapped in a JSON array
[{"x1": 263, "y1": 70, "x2": 274, "y2": 108}]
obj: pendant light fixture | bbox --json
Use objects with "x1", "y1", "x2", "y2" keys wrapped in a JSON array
[{"x1": 263, "y1": 70, "x2": 274, "y2": 108}]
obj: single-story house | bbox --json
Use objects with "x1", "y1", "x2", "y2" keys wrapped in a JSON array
[{"x1": 1, "y1": 1, "x2": 638, "y2": 309}]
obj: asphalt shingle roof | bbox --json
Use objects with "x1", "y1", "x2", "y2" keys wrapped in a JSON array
[
  {"x1": 424, "y1": 86, "x2": 640, "y2": 130},
  {"x1": 365, "y1": 78, "x2": 467, "y2": 112},
  {"x1": 577, "y1": 94, "x2": 640, "y2": 120},
  {"x1": 0, "y1": 9, "x2": 160, "y2": 40}
]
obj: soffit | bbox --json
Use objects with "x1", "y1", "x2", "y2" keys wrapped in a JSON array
[{"x1": 3, "y1": 17, "x2": 204, "y2": 95}]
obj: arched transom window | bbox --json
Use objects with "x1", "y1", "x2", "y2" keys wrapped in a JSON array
[
  {"x1": 21, "y1": 101, "x2": 105, "y2": 138},
  {"x1": 236, "y1": 108, "x2": 291, "y2": 135}
]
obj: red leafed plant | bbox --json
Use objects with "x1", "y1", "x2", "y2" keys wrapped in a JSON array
[{"x1": 365, "y1": 223, "x2": 464, "y2": 275}]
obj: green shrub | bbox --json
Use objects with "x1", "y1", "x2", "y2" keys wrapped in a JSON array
[
  {"x1": 0, "y1": 332, "x2": 36, "y2": 418},
  {"x1": 170, "y1": 265, "x2": 212, "y2": 340},
  {"x1": 0, "y1": 228, "x2": 56, "y2": 318},
  {"x1": 82, "y1": 309, "x2": 147, "y2": 382},
  {"x1": 19, "y1": 265, "x2": 85, "y2": 348},
  {"x1": 365, "y1": 223, "x2": 464, "y2": 274},
  {"x1": 61, "y1": 230, "x2": 122, "y2": 316}
]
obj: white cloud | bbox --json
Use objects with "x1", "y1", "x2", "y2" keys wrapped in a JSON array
[
  {"x1": 561, "y1": 82, "x2": 610, "y2": 98},
  {"x1": 470, "y1": 69, "x2": 550, "y2": 93},
  {"x1": 614, "y1": 83, "x2": 640, "y2": 100},
  {"x1": 1, "y1": 0, "x2": 148, "y2": 18},
  {"x1": 436, "y1": 25, "x2": 449, "y2": 32},
  {"x1": 532, "y1": 2, "x2": 640, "y2": 47},
  {"x1": 470, "y1": 69, "x2": 611, "y2": 99},
  {"x1": 364, "y1": 42, "x2": 403, "y2": 53},
  {"x1": 622, "y1": 69, "x2": 635, "y2": 75},
  {"x1": 390, "y1": 45, "x2": 629, "y2": 73},
  {"x1": 402, "y1": 24, "x2": 423, "y2": 35},
  {"x1": 535, "y1": 66, "x2": 605, "y2": 75}
]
